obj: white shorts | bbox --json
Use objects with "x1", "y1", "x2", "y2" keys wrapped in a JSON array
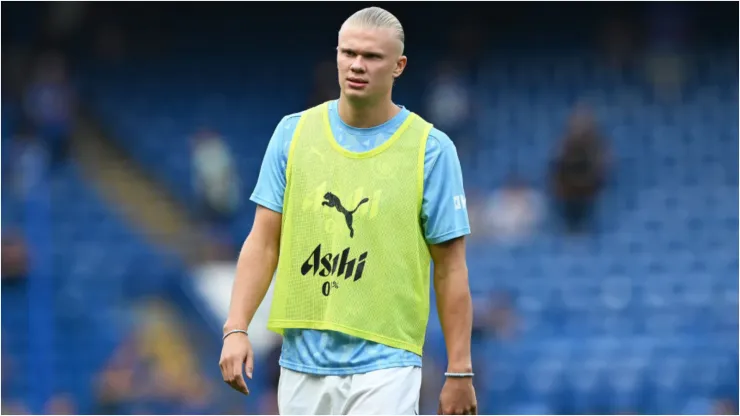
[{"x1": 277, "y1": 366, "x2": 422, "y2": 415}]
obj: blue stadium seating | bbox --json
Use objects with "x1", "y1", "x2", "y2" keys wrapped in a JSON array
[
  {"x1": 1, "y1": 159, "x2": 186, "y2": 412},
  {"x1": 2, "y1": 21, "x2": 736, "y2": 411},
  {"x1": 75, "y1": 47, "x2": 738, "y2": 413}
]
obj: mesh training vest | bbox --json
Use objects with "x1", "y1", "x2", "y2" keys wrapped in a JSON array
[{"x1": 267, "y1": 102, "x2": 433, "y2": 355}]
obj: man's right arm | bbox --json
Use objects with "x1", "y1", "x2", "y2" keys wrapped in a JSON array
[
  {"x1": 225, "y1": 113, "x2": 296, "y2": 330},
  {"x1": 220, "y1": 115, "x2": 296, "y2": 395},
  {"x1": 223, "y1": 205, "x2": 282, "y2": 333},
  {"x1": 220, "y1": 205, "x2": 281, "y2": 395}
]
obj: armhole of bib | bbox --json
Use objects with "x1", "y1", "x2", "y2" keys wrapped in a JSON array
[
  {"x1": 284, "y1": 114, "x2": 308, "y2": 207},
  {"x1": 417, "y1": 122, "x2": 433, "y2": 214}
]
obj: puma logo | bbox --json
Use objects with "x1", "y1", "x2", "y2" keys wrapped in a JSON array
[{"x1": 322, "y1": 192, "x2": 369, "y2": 238}]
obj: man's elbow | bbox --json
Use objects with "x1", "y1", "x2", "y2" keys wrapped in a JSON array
[
  {"x1": 434, "y1": 262, "x2": 469, "y2": 281},
  {"x1": 430, "y1": 237, "x2": 469, "y2": 282},
  {"x1": 244, "y1": 231, "x2": 280, "y2": 262}
]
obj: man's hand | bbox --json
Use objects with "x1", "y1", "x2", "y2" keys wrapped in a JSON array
[
  {"x1": 219, "y1": 332, "x2": 254, "y2": 395},
  {"x1": 438, "y1": 378, "x2": 477, "y2": 415}
]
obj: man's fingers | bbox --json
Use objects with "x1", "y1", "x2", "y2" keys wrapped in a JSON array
[
  {"x1": 219, "y1": 360, "x2": 232, "y2": 383},
  {"x1": 226, "y1": 363, "x2": 248, "y2": 395},
  {"x1": 231, "y1": 374, "x2": 250, "y2": 395},
  {"x1": 220, "y1": 357, "x2": 249, "y2": 395},
  {"x1": 245, "y1": 350, "x2": 254, "y2": 379}
]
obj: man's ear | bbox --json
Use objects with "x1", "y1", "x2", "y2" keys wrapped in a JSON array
[{"x1": 394, "y1": 55, "x2": 408, "y2": 79}]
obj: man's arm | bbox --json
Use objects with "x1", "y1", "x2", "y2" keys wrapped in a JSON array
[
  {"x1": 431, "y1": 236, "x2": 477, "y2": 414},
  {"x1": 219, "y1": 205, "x2": 281, "y2": 395},
  {"x1": 224, "y1": 205, "x2": 282, "y2": 332},
  {"x1": 220, "y1": 114, "x2": 297, "y2": 396},
  {"x1": 430, "y1": 236, "x2": 473, "y2": 373}
]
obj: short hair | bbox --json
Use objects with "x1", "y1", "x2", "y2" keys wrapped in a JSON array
[{"x1": 341, "y1": 7, "x2": 405, "y2": 54}]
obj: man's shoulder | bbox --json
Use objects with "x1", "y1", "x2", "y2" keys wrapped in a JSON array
[
  {"x1": 427, "y1": 126, "x2": 455, "y2": 150},
  {"x1": 272, "y1": 111, "x2": 304, "y2": 139},
  {"x1": 408, "y1": 111, "x2": 456, "y2": 153},
  {"x1": 278, "y1": 102, "x2": 329, "y2": 131},
  {"x1": 280, "y1": 110, "x2": 305, "y2": 126},
  {"x1": 421, "y1": 124, "x2": 456, "y2": 160}
]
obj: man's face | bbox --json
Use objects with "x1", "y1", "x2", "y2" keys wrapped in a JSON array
[{"x1": 336, "y1": 25, "x2": 406, "y2": 103}]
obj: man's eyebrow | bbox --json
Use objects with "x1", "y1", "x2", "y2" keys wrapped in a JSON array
[{"x1": 339, "y1": 47, "x2": 385, "y2": 58}]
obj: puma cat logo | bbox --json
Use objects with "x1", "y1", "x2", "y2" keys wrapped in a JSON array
[{"x1": 322, "y1": 192, "x2": 369, "y2": 238}]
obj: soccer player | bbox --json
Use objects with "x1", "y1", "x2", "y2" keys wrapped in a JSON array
[{"x1": 219, "y1": 7, "x2": 476, "y2": 415}]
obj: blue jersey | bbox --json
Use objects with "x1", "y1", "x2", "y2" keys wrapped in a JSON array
[{"x1": 251, "y1": 100, "x2": 470, "y2": 376}]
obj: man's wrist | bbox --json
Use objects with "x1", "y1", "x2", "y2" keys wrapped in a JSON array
[
  {"x1": 223, "y1": 321, "x2": 249, "y2": 334},
  {"x1": 446, "y1": 362, "x2": 473, "y2": 373},
  {"x1": 223, "y1": 329, "x2": 249, "y2": 341}
]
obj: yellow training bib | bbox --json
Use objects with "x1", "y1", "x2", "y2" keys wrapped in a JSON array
[{"x1": 267, "y1": 102, "x2": 433, "y2": 355}]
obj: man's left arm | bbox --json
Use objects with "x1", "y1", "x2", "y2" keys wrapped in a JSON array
[
  {"x1": 421, "y1": 134, "x2": 476, "y2": 414},
  {"x1": 430, "y1": 237, "x2": 477, "y2": 415},
  {"x1": 421, "y1": 134, "x2": 474, "y2": 373},
  {"x1": 430, "y1": 237, "x2": 473, "y2": 374}
]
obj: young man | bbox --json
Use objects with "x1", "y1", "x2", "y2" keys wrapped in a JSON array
[{"x1": 219, "y1": 7, "x2": 476, "y2": 415}]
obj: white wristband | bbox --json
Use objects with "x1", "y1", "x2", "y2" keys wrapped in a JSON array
[
  {"x1": 222, "y1": 329, "x2": 248, "y2": 341},
  {"x1": 445, "y1": 372, "x2": 475, "y2": 378}
]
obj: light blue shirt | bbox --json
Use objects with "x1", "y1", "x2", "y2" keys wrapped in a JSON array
[{"x1": 251, "y1": 100, "x2": 470, "y2": 376}]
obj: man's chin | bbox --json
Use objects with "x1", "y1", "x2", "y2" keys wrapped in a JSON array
[
  {"x1": 341, "y1": 89, "x2": 373, "y2": 103},
  {"x1": 343, "y1": 88, "x2": 367, "y2": 96}
]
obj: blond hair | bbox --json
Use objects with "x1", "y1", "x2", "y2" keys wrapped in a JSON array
[{"x1": 341, "y1": 7, "x2": 405, "y2": 54}]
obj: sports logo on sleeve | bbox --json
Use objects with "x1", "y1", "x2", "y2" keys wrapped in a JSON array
[{"x1": 453, "y1": 194, "x2": 467, "y2": 211}]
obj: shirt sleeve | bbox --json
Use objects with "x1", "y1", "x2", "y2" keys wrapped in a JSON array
[
  {"x1": 421, "y1": 131, "x2": 472, "y2": 245},
  {"x1": 249, "y1": 115, "x2": 299, "y2": 213}
]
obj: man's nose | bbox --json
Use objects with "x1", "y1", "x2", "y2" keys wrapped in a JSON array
[{"x1": 350, "y1": 58, "x2": 366, "y2": 73}]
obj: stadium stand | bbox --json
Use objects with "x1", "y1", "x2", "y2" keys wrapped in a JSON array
[{"x1": 2, "y1": 2, "x2": 737, "y2": 414}]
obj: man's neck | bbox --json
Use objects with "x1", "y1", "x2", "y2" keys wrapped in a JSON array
[{"x1": 337, "y1": 95, "x2": 401, "y2": 129}]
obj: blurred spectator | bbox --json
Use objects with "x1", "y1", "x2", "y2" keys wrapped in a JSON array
[
  {"x1": 476, "y1": 291, "x2": 519, "y2": 342},
  {"x1": 2, "y1": 232, "x2": 28, "y2": 281},
  {"x1": 23, "y1": 51, "x2": 76, "y2": 168},
  {"x1": 201, "y1": 232, "x2": 238, "y2": 263},
  {"x1": 713, "y1": 399, "x2": 738, "y2": 415},
  {"x1": 644, "y1": 3, "x2": 691, "y2": 102},
  {"x1": 1, "y1": 401, "x2": 30, "y2": 415},
  {"x1": 191, "y1": 129, "x2": 240, "y2": 224},
  {"x1": 426, "y1": 61, "x2": 472, "y2": 142},
  {"x1": 94, "y1": 339, "x2": 141, "y2": 414},
  {"x1": 307, "y1": 60, "x2": 340, "y2": 107},
  {"x1": 43, "y1": 2, "x2": 86, "y2": 51},
  {"x1": 45, "y1": 393, "x2": 77, "y2": 415},
  {"x1": 602, "y1": 18, "x2": 637, "y2": 70},
  {"x1": 550, "y1": 104, "x2": 611, "y2": 235},
  {"x1": 481, "y1": 175, "x2": 544, "y2": 244},
  {"x1": 95, "y1": 303, "x2": 216, "y2": 414},
  {"x1": 470, "y1": 291, "x2": 520, "y2": 414},
  {"x1": 12, "y1": 122, "x2": 49, "y2": 199}
]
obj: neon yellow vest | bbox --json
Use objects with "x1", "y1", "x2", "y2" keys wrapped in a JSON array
[{"x1": 267, "y1": 102, "x2": 433, "y2": 355}]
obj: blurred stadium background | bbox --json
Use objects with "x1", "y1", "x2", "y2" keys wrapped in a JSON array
[{"x1": 1, "y1": 2, "x2": 738, "y2": 415}]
